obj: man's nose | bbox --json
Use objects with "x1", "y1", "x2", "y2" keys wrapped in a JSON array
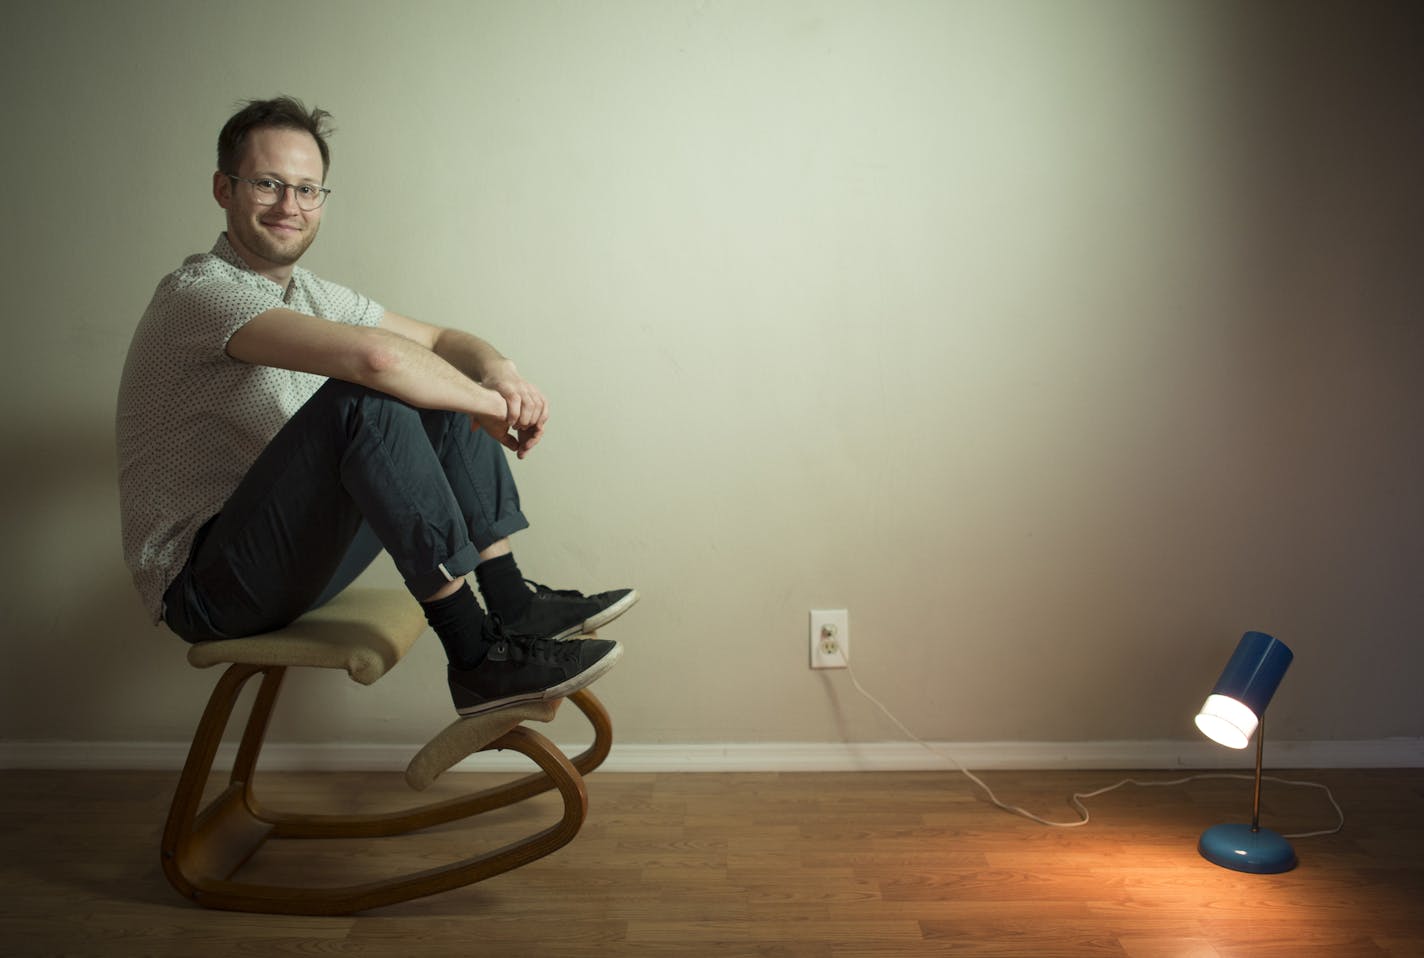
[{"x1": 274, "y1": 184, "x2": 302, "y2": 213}]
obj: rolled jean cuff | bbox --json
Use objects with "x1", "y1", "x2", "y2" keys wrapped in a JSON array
[
  {"x1": 405, "y1": 541, "x2": 481, "y2": 599},
  {"x1": 475, "y1": 511, "x2": 531, "y2": 553}
]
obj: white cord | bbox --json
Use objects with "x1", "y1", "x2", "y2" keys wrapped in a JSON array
[{"x1": 844, "y1": 663, "x2": 1345, "y2": 838}]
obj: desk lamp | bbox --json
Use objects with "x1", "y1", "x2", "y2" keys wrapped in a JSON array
[{"x1": 1193, "y1": 630, "x2": 1297, "y2": 873}]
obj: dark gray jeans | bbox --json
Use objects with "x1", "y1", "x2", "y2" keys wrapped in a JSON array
[{"x1": 162, "y1": 379, "x2": 528, "y2": 642}]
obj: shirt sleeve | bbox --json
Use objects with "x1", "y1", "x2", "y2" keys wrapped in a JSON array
[
  {"x1": 303, "y1": 273, "x2": 385, "y2": 329},
  {"x1": 159, "y1": 273, "x2": 286, "y2": 358}
]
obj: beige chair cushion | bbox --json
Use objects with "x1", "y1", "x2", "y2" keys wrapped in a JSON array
[
  {"x1": 185, "y1": 587, "x2": 427, "y2": 685},
  {"x1": 405, "y1": 699, "x2": 562, "y2": 791}
]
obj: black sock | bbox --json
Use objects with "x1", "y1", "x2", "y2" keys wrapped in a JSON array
[
  {"x1": 475, "y1": 553, "x2": 533, "y2": 621},
  {"x1": 421, "y1": 582, "x2": 491, "y2": 670}
]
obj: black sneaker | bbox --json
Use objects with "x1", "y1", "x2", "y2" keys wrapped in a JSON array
[
  {"x1": 504, "y1": 581, "x2": 639, "y2": 641},
  {"x1": 448, "y1": 626, "x2": 623, "y2": 716}
]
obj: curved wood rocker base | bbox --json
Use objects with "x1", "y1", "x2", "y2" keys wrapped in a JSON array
[{"x1": 161, "y1": 589, "x2": 615, "y2": 916}]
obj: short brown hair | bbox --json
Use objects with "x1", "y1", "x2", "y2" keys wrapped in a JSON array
[{"x1": 217, "y1": 96, "x2": 334, "y2": 178}]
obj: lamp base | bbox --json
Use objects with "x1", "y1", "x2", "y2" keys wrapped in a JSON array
[{"x1": 1198, "y1": 823, "x2": 1297, "y2": 874}]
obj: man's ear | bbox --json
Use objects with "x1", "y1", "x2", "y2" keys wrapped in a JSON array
[{"x1": 212, "y1": 170, "x2": 233, "y2": 209}]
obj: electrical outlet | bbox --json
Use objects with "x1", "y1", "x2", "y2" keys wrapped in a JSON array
[{"x1": 810, "y1": 609, "x2": 849, "y2": 669}]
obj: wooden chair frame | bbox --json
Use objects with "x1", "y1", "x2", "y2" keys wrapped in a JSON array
[{"x1": 161, "y1": 661, "x2": 613, "y2": 915}]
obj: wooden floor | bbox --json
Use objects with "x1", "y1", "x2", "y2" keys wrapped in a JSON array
[{"x1": 2, "y1": 766, "x2": 1421, "y2": 957}]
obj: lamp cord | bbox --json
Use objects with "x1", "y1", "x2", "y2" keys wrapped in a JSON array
[{"x1": 844, "y1": 663, "x2": 1346, "y2": 838}]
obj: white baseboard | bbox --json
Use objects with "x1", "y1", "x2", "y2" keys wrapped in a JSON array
[{"x1": 3, "y1": 737, "x2": 1421, "y2": 773}]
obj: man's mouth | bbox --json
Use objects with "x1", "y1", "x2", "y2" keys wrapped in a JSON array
[{"x1": 262, "y1": 220, "x2": 301, "y2": 235}]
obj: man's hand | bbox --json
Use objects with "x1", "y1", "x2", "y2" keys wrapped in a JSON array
[
  {"x1": 469, "y1": 405, "x2": 544, "y2": 459},
  {"x1": 479, "y1": 362, "x2": 548, "y2": 459}
]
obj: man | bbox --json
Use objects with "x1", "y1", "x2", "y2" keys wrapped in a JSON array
[{"x1": 117, "y1": 96, "x2": 635, "y2": 716}]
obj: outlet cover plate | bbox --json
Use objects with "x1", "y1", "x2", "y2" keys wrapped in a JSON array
[{"x1": 810, "y1": 609, "x2": 849, "y2": 669}]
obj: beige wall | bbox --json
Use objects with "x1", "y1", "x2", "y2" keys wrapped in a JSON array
[{"x1": 3, "y1": 0, "x2": 1421, "y2": 759}]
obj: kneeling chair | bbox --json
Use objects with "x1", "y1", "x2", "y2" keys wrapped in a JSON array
[{"x1": 160, "y1": 587, "x2": 612, "y2": 915}]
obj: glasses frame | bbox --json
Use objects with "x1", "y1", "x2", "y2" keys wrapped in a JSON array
[{"x1": 224, "y1": 173, "x2": 332, "y2": 211}]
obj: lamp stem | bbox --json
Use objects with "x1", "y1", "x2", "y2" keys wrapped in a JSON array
[{"x1": 1251, "y1": 716, "x2": 1264, "y2": 832}]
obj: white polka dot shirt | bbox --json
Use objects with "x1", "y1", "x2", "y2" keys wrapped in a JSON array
[{"x1": 116, "y1": 233, "x2": 384, "y2": 623}]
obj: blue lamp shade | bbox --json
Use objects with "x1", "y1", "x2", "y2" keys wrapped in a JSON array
[{"x1": 1194, "y1": 631, "x2": 1293, "y2": 749}]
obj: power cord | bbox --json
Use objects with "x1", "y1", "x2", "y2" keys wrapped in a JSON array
[{"x1": 844, "y1": 662, "x2": 1345, "y2": 838}]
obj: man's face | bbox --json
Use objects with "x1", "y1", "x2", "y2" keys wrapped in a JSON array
[{"x1": 216, "y1": 127, "x2": 325, "y2": 280}]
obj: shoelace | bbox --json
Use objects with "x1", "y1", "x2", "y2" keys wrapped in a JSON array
[
  {"x1": 482, "y1": 612, "x2": 510, "y2": 643},
  {"x1": 487, "y1": 631, "x2": 583, "y2": 667},
  {"x1": 524, "y1": 579, "x2": 587, "y2": 599}
]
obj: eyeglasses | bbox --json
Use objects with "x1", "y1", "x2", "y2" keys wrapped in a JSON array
[{"x1": 225, "y1": 174, "x2": 331, "y2": 211}]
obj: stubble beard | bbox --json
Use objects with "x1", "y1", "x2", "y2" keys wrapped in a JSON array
[
  {"x1": 228, "y1": 212, "x2": 320, "y2": 272},
  {"x1": 250, "y1": 220, "x2": 319, "y2": 267}
]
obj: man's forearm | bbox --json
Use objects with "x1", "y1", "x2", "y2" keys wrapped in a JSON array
[
  {"x1": 359, "y1": 327, "x2": 507, "y2": 419},
  {"x1": 430, "y1": 327, "x2": 515, "y2": 386}
]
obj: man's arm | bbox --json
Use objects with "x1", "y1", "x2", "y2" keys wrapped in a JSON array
[
  {"x1": 382, "y1": 311, "x2": 548, "y2": 452},
  {"x1": 226, "y1": 308, "x2": 544, "y2": 457}
]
